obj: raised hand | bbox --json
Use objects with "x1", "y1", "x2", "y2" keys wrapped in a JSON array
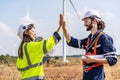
[
  {"x1": 59, "y1": 14, "x2": 65, "y2": 27},
  {"x1": 56, "y1": 14, "x2": 65, "y2": 33}
]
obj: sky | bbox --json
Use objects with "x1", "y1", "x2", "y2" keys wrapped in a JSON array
[{"x1": 0, "y1": 0, "x2": 120, "y2": 56}]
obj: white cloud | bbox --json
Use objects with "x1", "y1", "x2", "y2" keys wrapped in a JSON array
[
  {"x1": 65, "y1": 11, "x2": 82, "y2": 26},
  {"x1": 20, "y1": 16, "x2": 34, "y2": 24},
  {"x1": 0, "y1": 45, "x2": 6, "y2": 55},
  {"x1": 63, "y1": 8, "x2": 89, "y2": 25},
  {"x1": 100, "y1": 12, "x2": 114, "y2": 19},
  {"x1": 19, "y1": 16, "x2": 43, "y2": 27},
  {"x1": 19, "y1": 16, "x2": 42, "y2": 33},
  {"x1": 66, "y1": 12, "x2": 75, "y2": 25},
  {"x1": 0, "y1": 22, "x2": 15, "y2": 37}
]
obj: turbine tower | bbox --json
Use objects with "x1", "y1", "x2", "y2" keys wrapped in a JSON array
[
  {"x1": 26, "y1": 0, "x2": 31, "y2": 24},
  {"x1": 62, "y1": 0, "x2": 68, "y2": 62}
]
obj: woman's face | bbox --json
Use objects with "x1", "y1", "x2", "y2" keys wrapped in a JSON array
[{"x1": 28, "y1": 28, "x2": 36, "y2": 40}]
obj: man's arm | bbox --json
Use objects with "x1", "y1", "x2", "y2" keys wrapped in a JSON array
[
  {"x1": 62, "y1": 22, "x2": 71, "y2": 43},
  {"x1": 59, "y1": 14, "x2": 71, "y2": 43},
  {"x1": 60, "y1": 14, "x2": 87, "y2": 49},
  {"x1": 83, "y1": 55, "x2": 108, "y2": 64}
]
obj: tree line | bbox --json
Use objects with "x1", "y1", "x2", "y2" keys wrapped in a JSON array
[{"x1": 0, "y1": 54, "x2": 17, "y2": 66}]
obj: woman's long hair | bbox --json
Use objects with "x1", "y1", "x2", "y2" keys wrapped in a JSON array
[{"x1": 18, "y1": 24, "x2": 35, "y2": 59}]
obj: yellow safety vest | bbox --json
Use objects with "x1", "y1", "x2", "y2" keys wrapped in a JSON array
[{"x1": 16, "y1": 36, "x2": 57, "y2": 80}]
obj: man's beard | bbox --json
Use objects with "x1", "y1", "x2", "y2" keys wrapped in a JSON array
[
  {"x1": 85, "y1": 24, "x2": 93, "y2": 31},
  {"x1": 87, "y1": 25, "x2": 93, "y2": 31}
]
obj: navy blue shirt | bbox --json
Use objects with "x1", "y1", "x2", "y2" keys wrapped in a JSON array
[{"x1": 67, "y1": 29, "x2": 117, "y2": 80}]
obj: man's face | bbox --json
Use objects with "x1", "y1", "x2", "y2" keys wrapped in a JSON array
[{"x1": 83, "y1": 18, "x2": 92, "y2": 31}]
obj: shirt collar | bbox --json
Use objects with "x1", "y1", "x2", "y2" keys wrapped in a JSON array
[{"x1": 88, "y1": 29, "x2": 103, "y2": 39}]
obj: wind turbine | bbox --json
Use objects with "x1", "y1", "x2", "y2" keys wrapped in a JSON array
[
  {"x1": 26, "y1": 0, "x2": 32, "y2": 24},
  {"x1": 62, "y1": 0, "x2": 68, "y2": 62},
  {"x1": 26, "y1": 4, "x2": 30, "y2": 23}
]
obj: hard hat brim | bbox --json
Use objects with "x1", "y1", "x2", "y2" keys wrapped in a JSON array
[{"x1": 82, "y1": 17, "x2": 89, "y2": 21}]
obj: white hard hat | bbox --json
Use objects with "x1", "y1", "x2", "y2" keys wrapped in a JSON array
[
  {"x1": 82, "y1": 10, "x2": 101, "y2": 20},
  {"x1": 17, "y1": 23, "x2": 29, "y2": 39}
]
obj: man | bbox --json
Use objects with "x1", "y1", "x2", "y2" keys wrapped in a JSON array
[{"x1": 61, "y1": 10, "x2": 117, "y2": 80}]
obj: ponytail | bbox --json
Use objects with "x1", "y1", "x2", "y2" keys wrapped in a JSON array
[{"x1": 97, "y1": 20, "x2": 105, "y2": 30}]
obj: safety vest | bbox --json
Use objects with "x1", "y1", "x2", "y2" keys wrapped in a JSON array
[
  {"x1": 16, "y1": 36, "x2": 56, "y2": 80},
  {"x1": 82, "y1": 32, "x2": 104, "y2": 72}
]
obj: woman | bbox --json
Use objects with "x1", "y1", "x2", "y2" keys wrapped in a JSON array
[{"x1": 16, "y1": 15, "x2": 63, "y2": 80}]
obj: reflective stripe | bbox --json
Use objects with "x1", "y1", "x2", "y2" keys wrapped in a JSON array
[
  {"x1": 104, "y1": 52, "x2": 117, "y2": 58},
  {"x1": 103, "y1": 52, "x2": 116, "y2": 56},
  {"x1": 86, "y1": 32, "x2": 104, "y2": 55},
  {"x1": 86, "y1": 37, "x2": 95, "y2": 52},
  {"x1": 43, "y1": 40, "x2": 48, "y2": 53},
  {"x1": 17, "y1": 43, "x2": 43, "y2": 71},
  {"x1": 23, "y1": 76, "x2": 44, "y2": 80},
  {"x1": 82, "y1": 55, "x2": 104, "y2": 59},
  {"x1": 24, "y1": 43, "x2": 32, "y2": 66},
  {"x1": 105, "y1": 55, "x2": 117, "y2": 58},
  {"x1": 17, "y1": 62, "x2": 43, "y2": 71},
  {"x1": 92, "y1": 44, "x2": 101, "y2": 49},
  {"x1": 86, "y1": 32, "x2": 104, "y2": 52}
]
